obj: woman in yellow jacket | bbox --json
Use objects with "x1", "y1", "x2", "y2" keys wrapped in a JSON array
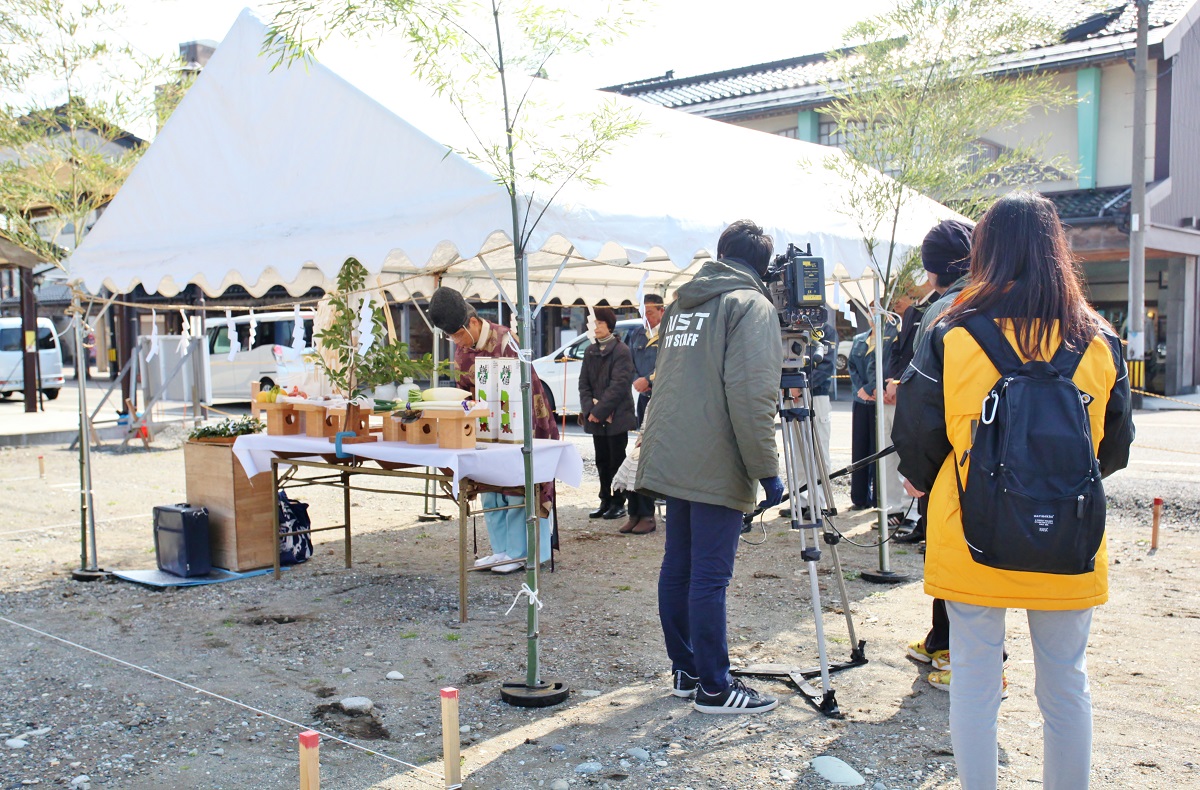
[{"x1": 894, "y1": 192, "x2": 1134, "y2": 790}]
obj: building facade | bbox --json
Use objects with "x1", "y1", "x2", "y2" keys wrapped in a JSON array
[{"x1": 610, "y1": 0, "x2": 1200, "y2": 395}]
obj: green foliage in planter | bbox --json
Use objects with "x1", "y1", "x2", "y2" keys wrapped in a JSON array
[{"x1": 188, "y1": 416, "x2": 265, "y2": 441}]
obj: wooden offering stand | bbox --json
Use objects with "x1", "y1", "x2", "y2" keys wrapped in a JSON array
[
  {"x1": 295, "y1": 402, "x2": 337, "y2": 438},
  {"x1": 262, "y1": 402, "x2": 300, "y2": 436},
  {"x1": 406, "y1": 414, "x2": 439, "y2": 445},
  {"x1": 435, "y1": 404, "x2": 490, "y2": 449}
]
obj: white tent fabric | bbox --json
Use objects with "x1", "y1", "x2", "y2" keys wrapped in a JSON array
[{"x1": 68, "y1": 9, "x2": 962, "y2": 302}]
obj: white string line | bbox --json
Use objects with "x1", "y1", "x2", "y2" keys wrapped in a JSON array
[
  {"x1": 0, "y1": 615, "x2": 445, "y2": 785},
  {"x1": 0, "y1": 514, "x2": 144, "y2": 538}
]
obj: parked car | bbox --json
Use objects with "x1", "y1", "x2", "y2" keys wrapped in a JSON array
[
  {"x1": 836, "y1": 339, "x2": 853, "y2": 372},
  {"x1": 205, "y1": 311, "x2": 315, "y2": 400},
  {"x1": 0, "y1": 316, "x2": 65, "y2": 400},
  {"x1": 532, "y1": 318, "x2": 642, "y2": 415}
]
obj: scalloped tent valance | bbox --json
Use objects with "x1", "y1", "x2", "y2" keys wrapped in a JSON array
[{"x1": 67, "y1": 9, "x2": 961, "y2": 303}]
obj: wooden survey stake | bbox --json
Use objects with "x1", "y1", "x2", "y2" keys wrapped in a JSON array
[
  {"x1": 441, "y1": 687, "x2": 462, "y2": 789},
  {"x1": 299, "y1": 730, "x2": 319, "y2": 790}
]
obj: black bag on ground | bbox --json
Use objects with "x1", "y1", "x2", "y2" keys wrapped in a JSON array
[
  {"x1": 277, "y1": 492, "x2": 313, "y2": 565},
  {"x1": 153, "y1": 503, "x2": 212, "y2": 577},
  {"x1": 955, "y1": 314, "x2": 1105, "y2": 575}
]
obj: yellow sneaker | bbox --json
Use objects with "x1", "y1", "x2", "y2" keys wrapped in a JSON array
[
  {"x1": 927, "y1": 669, "x2": 1008, "y2": 699},
  {"x1": 907, "y1": 640, "x2": 949, "y2": 667}
]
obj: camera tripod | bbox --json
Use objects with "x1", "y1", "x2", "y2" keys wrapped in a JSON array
[{"x1": 733, "y1": 339, "x2": 867, "y2": 718}]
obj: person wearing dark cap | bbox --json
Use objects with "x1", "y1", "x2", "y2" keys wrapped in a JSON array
[
  {"x1": 426, "y1": 286, "x2": 560, "y2": 574},
  {"x1": 579, "y1": 306, "x2": 638, "y2": 522},
  {"x1": 892, "y1": 218, "x2": 975, "y2": 683}
]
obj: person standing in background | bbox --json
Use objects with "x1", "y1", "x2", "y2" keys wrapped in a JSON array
[
  {"x1": 579, "y1": 306, "x2": 638, "y2": 522},
  {"x1": 623, "y1": 294, "x2": 665, "y2": 534}
]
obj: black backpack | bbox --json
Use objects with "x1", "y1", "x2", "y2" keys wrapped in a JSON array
[{"x1": 954, "y1": 314, "x2": 1105, "y2": 575}]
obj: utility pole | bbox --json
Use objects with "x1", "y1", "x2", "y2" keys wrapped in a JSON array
[{"x1": 1127, "y1": 0, "x2": 1150, "y2": 406}]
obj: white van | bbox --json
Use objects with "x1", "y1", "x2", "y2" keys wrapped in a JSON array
[
  {"x1": 0, "y1": 316, "x2": 66, "y2": 400},
  {"x1": 205, "y1": 311, "x2": 315, "y2": 400}
]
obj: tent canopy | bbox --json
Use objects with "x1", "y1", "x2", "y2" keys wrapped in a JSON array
[{"x1": 68, "y1": 10, "x2": 961, "y2": 304}]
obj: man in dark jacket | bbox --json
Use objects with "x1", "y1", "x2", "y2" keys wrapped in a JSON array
[
  {"x1": 637, "y1": 220, "x2": 785, "y2": 715},
  {"x1": 623, "y1": 294, "x2": 665, "y2": 534}
]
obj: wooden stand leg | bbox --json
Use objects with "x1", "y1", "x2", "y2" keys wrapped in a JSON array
[
  {"x1": 273, "y1": 459, "x2": 282, "y2": 581},
  {"x1": 459, "y1": 490, "x2": 470, "y2": 624},
  {"x1": 342, "y1": 471, "x2": 352, "y2": 568},
  {"x1": 440, "y1": 688, "x2": 462, "y2": 789},
  {"x1": 299, "y1": 730, "x2": 320, "y2": 790}
]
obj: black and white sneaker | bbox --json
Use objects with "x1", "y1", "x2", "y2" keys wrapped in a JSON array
[
  {"x1": 671, "y1": 670, "x2": 699, "y2": 698},
  {"x1": 693, "y1": 678, "x2": 779, "y2": 714}
]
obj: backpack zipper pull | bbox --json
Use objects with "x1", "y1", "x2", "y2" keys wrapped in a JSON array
[{"x1": 1076, "y1": 494, "x2": 1086, "y2": 519}]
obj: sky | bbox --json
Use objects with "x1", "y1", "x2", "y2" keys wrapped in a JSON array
[{"x1": 104, "y1": 0, "x2": 896, "y2": 97}]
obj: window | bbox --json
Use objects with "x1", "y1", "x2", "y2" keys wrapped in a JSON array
[
  {"x1": 37, "y1": 326, "x2": 56, "y2": 350},
  {"x1": 775, "y1": 127, "x2": 799, "y2": 138},
  {"x1": 210, "y1": 326, "x2": 231, "y2": 354},
  {"x1": 565, "y1": 336, "x2": 590, "y2": 361},
  {"x1": 0, "y1": 328, "x2": 18, "y2": 352}
]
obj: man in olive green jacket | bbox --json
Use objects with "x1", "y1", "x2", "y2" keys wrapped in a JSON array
[{"x1": 636, "y1": 219, "x2": 785, "y2": 715}]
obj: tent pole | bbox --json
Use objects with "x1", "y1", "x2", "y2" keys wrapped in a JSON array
[{"x1": 70, "y1": 291, "x2": 103, "y2": 581}]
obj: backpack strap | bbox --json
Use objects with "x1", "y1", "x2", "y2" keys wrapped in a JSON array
[
  {"x1": 1048, "y1": 328, "x2": 1097, "y2": 379},
  {"x1": 961, "y1": 313, "x2": 1024, "y2": 376}
]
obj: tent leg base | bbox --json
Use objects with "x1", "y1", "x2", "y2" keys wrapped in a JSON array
[
  {"x1": 71, "y1": 568, "x2": 109, "y2": 582},
  {"x1": 860, "y1": 569, "x2": 909, "y2": 585},
  {"x1": 500, "y1": 679, "x2": 569, "y2": 708}
]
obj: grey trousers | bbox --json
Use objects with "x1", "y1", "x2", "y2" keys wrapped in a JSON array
[{"x1": 946, "y1": 601, "x2": 1094, "y2": 790}]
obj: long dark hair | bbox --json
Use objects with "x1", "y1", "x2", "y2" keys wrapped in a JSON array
[{"x1": 940, "y1": 192, "x2": 1101, "y2": 358}]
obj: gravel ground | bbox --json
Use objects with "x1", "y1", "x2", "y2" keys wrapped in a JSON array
[{"x1": 1, "y1": 408, "x2": 1198, "y2": 789}]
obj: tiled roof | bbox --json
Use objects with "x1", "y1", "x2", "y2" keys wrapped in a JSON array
[
  {"x1": 1046, "y1": 186, "x2": 1132, "y2": 222},
  {"x1": 610, "y1": 1, "x2": 1191, "y2": 111}
]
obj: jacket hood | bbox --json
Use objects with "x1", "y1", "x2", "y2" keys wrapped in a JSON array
[{"x1": 675, "y1": 258, "x2": 770, "y2": 309}]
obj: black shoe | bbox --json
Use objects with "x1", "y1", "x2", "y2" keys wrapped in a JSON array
[
  {"x1": 601, "y1": 504, "x2": 627, "y2": 520},
  {"x1": 894, "y1": 526, "x2": 926, "y2": 544},
  {"x1": 588, "y1": 500, "x2": 611, "y2": 519},
  {"x1": 693, "y1": 678, "x2": 779, "y2": 714},
  {"x1": 671, "y1": 670, "x2": 699, "y2": 699}
]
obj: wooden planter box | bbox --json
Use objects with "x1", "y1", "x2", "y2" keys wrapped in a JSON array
[{"x1": 184, "y1": 440, "x2": 276, "y2": 571}]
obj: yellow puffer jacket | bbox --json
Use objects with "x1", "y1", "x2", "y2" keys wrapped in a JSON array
[{"x1": 894, "y1": 318, "x2": 1134, "y2": 610}]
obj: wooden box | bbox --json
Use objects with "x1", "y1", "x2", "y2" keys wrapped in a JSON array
[
  {"x1": 407, "y1": 415, "x2": 439, "y2": 445},
  {"x1": 184, "y1": 441, "x2": 276, "y2": 571},
  {"x1": 436, "y1": 405, "x2": 489, "y2": 449}
]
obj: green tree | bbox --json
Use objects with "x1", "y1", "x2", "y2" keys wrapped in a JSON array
[
  {"x1": 822, "y1": 0, "x2": 1080, "y2": 303},
  {"x1": 266, "y1": 0, "x2": 644, "y2": 698},
  {"x1": 0, "y1": 0, "x2": 188, "y2": 265}
]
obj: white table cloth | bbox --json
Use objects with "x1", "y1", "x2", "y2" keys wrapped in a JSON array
[{"x1": 232, "y1": 435, "x2": 583, "y2": 496}]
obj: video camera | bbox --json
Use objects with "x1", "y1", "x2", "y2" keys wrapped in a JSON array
[
  {"x1": 764, "y1": 243, "x2": 826, "y2": 331},
  {"x1": 764, "y1": 243, "x2": 828, "y2": 368}
]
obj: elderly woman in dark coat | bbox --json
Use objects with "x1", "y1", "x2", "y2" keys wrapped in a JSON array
[{"x1": 579, "y1": 307, "x2": 638, "y2": 522}]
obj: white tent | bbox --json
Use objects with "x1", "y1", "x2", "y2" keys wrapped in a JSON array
[{"x1": 67, "y1": 9, "x2": 961, "y2": 303}]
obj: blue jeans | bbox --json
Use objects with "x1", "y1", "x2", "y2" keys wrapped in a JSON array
[
  {"x1": 657, "y1": 496, "x2": 743, "y2": 695},
  {"x1": 480, "y1": 492, "x2": 551, "y2": 563}
]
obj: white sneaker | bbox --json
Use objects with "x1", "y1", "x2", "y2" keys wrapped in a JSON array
[
  {"x1": 492, "y1": 560, "x2": 524, "y2": 574},
  {"x1": 474, "y1": 553, "x2": 501, "y2": 568}
]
